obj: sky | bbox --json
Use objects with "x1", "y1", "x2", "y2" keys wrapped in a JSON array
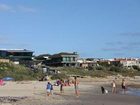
[{"x1": 0, "y1": 0, "x2": 140, "y2": 58}]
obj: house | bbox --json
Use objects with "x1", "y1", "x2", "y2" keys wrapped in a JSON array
[
  {"x1": 45, "y1": 52, "x2": 79, "y2": 67},
  {"x1": 0, "y1": 49, "x2": 33, "y2": 65},
  {"x1": 77, "y1": 58, "x2": 97, "y2": 68},
  {"x1": 111, "y1": 58, "x2": 138, "y2": 67},
  {"x1": 0, "y1": 59, "x2": 10, "y2": 63},
  {"x1": 137, "y1": 59, "x2": 140, "y2": 67}
]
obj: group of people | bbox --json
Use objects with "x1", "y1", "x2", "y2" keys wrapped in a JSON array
[
  {"x1": 101, "y1": 78, "x2": 126, "y2": 94},
  {"x1": 46, "y1": 77, "x2": 126, "y2": 97},
  {"x1": 46, "y1": 76, "x2": 80, "y2": 97},
  {"x1": 111, "y1": 78, "x2": 126, "y2": 94}
]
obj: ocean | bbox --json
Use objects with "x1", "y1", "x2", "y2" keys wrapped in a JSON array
[{"x1": 123, "y1": 87, "x2": 140, "y2": 96}]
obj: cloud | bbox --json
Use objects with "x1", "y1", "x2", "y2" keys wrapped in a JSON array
[
  {"x1": 106, "y1": 41, "x2": 124, "y2": 46},
  {"x1": 103, "y1": 41, "x2": 140, "y2": 52},
  {"x1": 0, "y1": 3, "x2": 14, "y2": 12},
  {"x1": 0, "y1": 4, "x2": 11, "y2": 11},
  {"x1": 102, "y1": 48, "x2": 121, "y2": 51},
  {"x1": 0, "y1": 3, "x2": 36, "y2": 13},
  {"x1": 120, "y1": 42, "x2": 140, "y2": 50},
  {"x1": 128, "y1": 42, "x2": 140, "y2": 46},
  {"x1": 120, "y1": 32, "x2": 140, "y2": 37},
  {"x1": 0, "y1": 40, "x2": 29, "y2": 48},
  {"x1": 103, "y1": 46, "x2": 139, "y2": 52},
  {"x1": 104, "y1": 32, "x2": 140, "y2": 52},
  {"x1": 0, "y1": 36, "x2": 9, "y2": 42},
  {"x1": 103, "y1": 41, "x2": 140, "y2": 51},
  {"x1": 0, "y1": 36, "x2": 29, "y2": 48},
  {"x1": 0, "y1": 36, "x2": 14, "y2": 46},
  {"x1": 113, "y1": 53, "x2": 126, "y2": 56},
  {"x1": 18, "y1": 5, "x2": 36, "y2": 13}
]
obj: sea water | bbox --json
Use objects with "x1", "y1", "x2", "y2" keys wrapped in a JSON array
[{"x1": 124, "y1": 87, "x2": 140, "y2": 96}]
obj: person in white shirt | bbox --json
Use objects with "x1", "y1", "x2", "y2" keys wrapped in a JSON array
[{"x1": 111, "y1": 80, "x2": 116, "y2": 94}]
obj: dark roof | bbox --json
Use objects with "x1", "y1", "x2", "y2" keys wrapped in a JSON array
[
  {"x1": 0, "y1": 49, "x2": 33, "y2": 53},
  {"x1": 51, "y1": 52, "x2": 78, "y2": 58},
  {"x1": 37, "y1": 54, "x2": 51, "y2": 57},
  {"x1": 35, "y1": 54, "x2": 51, "y2": 60},
  {"x1": 58, "y1": 52, "x2": 78, "y2": 55}
]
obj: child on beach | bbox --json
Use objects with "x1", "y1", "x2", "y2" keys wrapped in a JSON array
[{"x1": 46, "y1": 82, "x2": 51, "y2": 96}]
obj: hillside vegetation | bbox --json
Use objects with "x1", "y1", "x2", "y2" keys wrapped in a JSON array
[
  {"x1": 0, "y1": 62, "x2": 140, "y2": 81},
  {"x1": 0, "y1": 62, "x2": 43, "y2": 81},
  {"x1": 51, "y1": 65, "x2": 140, "y2": 79}
]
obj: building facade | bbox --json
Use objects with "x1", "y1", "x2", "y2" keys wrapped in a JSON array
[
  {"x1": 77, "y1": 58, "x2": 97, "y2": 68},
  {"x1": 111, "y1": 58, "x2": 139, "y2": 67},
  {"x1": 0, "y1": 49, "x2": 33, "y2": 64},
  {"x1": 45, "y1": 52, "x2": 79, "y2": 67}
]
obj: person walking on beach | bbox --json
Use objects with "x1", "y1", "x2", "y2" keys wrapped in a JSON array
[
  {"x1": 121, "y1": 79, "x2": 126, "y2": 94},
  {"x1": 46, "y1": 82, "x2": 51, "y2": 96},
  {"x1": 74, "y1": 76, "x2": 80, "y2": 97},
  {"x1": 111, "y1": 80, "x2": 116, "y2": 94}
]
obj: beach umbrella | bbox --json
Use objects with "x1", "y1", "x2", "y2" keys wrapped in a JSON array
[{"x1": 2, "y1": 77, "x2": 14, "y2": 81}]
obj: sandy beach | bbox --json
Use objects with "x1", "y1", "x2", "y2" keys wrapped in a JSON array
[{"x1": 0, "y1": 76, "x2": 140, "y2": 105}]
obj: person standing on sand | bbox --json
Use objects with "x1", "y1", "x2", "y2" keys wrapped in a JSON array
[
  {"x1": 121, "y1": 79, "x2": 126, "y2": 94},
  {"x1": 60, "y1": 79, "x2": 64, "y2": 93},
  {"x1": 46, "y1": 82, "x2": 51, "y2": 96},
  {"x1": 74, "y1": 76, "x2": 80, "y2": 97},
  {"x1": 111, "y1": 80, "x2": 116, "y2": 94}
]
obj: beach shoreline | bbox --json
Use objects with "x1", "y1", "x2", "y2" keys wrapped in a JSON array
[{"x1": 0, "y1": 76, "x2": 140, "y2": 105}]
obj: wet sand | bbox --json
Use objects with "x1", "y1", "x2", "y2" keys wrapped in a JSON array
[
  {"x1": 15, "y1": 82, "x2": 140, "y2": 105},
  {"x1": 14, "y1": 93, "x2": 140, "y2": 105}
]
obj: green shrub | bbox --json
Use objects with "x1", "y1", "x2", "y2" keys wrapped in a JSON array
[
  {"x1": 96, "y1": 66, "x2": 105, "y2": 70},
  {"x1": 132, "y1": 65, "x2": 140, "y2": 71},
  {"x1": 109, "y1": 66, "x2": 123, "y2": 72},
  {"x1": 0, "y1": 62, "x2": 44, "y2": 81}
]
